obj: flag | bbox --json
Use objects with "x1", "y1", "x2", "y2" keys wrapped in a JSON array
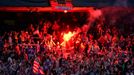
[{"x1": 33, "y1": 58, "x2": 45, "y2": 75}]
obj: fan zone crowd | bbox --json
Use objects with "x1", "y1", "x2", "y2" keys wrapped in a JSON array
[{"x1": 0, "y1": 13, "x2": 134, "y2": 75}]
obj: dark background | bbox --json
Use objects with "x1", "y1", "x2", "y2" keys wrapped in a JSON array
[{"x1": 0, "y1": 0, "x2": 134, "y2": 7}]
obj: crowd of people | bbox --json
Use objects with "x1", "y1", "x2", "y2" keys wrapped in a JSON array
[{"x1": 0, "y1": 11, "x2": 134, "y2": 75}]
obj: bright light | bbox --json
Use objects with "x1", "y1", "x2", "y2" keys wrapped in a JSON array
[
  {"x1": 64, "y1": 10, "x2": 68, "y2": 13},
  {"x1": 63, "y1": 31, "x2": 74, "y2": 42}
]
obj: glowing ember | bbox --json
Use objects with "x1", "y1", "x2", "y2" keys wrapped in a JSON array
[{"x1": 63, "y1": 31, "x2": 75, "y2": 42}]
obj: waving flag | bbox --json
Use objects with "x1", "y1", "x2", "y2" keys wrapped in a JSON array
[{"x1": 33, "y1": 57, "x2": 45, "y2": 75}]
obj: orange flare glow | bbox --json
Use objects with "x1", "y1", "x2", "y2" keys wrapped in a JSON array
[{"x1": 63, "y1": 31, "x2": 75, "y2": 42}]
